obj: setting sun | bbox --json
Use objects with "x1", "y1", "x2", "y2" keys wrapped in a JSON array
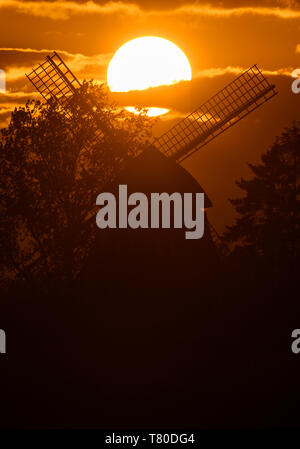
[
  {"x1": 107, "y1": 36, "x2": 192, "y2": 117},
  {"x1": 107, "y1": 36, "x2": 192, "y2": 92}
]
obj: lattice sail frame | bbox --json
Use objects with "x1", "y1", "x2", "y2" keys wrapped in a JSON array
[
  {"x1": 26, "y1": 51, "x2": 104, "y2": 145},
  {"x1": 26, "y1": 52, "x2": 81, "y2": 115},
  {"x1": 155, "y1": 65, "x2": 277, "y2": 162},
  {"x1": 26, "y1": 54, "x2": 277, "y2": 163}
]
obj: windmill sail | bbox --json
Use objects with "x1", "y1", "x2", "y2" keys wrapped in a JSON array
[
  {"x1": 26, "y1": 51, "x2": 104, "y2": 145},
  {"x1": 155, "y1": 65, "x2": 277, "y2": 162},
  {"x1": 26, "y1": 52, "x2": 81, "y2": 117},
  {"x1": 26, "y1": 54, "x2": 277, "y2": 164}
]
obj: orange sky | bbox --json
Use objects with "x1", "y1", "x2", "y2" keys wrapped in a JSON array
[{"x1": 0, "y1": 0, "x2": 300, "y2": 231}]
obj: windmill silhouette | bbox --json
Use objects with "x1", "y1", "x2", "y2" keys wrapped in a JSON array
[{"x1": 26, "y1": 52, "x2": 277, "y2": 284}]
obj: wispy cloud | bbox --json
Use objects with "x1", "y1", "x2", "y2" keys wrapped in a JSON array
[
  {"x1": 171, "y1": 4, "x2": 300, "y2": 19},
  {"x1": 0, "y1": 91, "x2": 40, "y2": 102},
  {"x1": 195, "y1": 65, "x2": 294, "y2": 78},
  {"x1": 0, "y1": 0, "x2": 140, "y2": 20},
  {"x1": 0, "y1": 0, "x2": 300, "y2": 20},
  {"x1": 0, "y1": 47, "x2": 112, "y2": 83},
  {"x1": 263, "y1": 67, "x2": 295, "y2": 77}
]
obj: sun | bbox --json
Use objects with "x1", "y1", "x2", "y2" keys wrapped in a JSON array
[{"x1": 107, "y1": 36, "x2": 192, "y2": 93}]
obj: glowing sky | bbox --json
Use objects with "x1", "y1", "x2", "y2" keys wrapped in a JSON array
[{"x1": 0, "y1": 0, "x2": 300, "y2": 230}]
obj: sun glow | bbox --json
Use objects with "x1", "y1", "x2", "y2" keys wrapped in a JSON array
[
  {"x1": 107, "y1": 36, "x2": 191, "y2": 116},
  {"x1": 107, "y1": 37, "x2": 191, "y2": 92},
  {"x1": 125, "y1": 106, "x2": 169, "y2": 117}
]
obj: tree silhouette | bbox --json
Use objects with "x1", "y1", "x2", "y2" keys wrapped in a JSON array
[
  {"x1": 0, "y1": 82, "x2": 155, "y2": 287},
  {"x1": 224, "y1": 122, "x2": 299, "y2": 275}
]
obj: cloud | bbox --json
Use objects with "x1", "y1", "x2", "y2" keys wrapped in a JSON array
[
  {"x1": 0, "y1": 91, "x2": 39, "y2": 103},
  {"x1": 194, "y1": 66, "x2": 295, "y2": 78},
  {"x1": 170, "y1": 4, "x2": 300, "y2": 19},
  {"x1": 296, "y1": 44, "x2": 300, "y2": 53},
  {"x1": 0, "y1": 0, "x2": 300, "y2": 20},
  {"x1": 0, "y1": 1, "x2": 140, "y2": 20},
  {"x1": 0, "y1": 48, "x2": 112, "y2": 85}
]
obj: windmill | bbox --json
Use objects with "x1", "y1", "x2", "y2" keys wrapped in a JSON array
[
  {"x1": 26, "y1": 52, "x2": 277, "y2": 157},
  {"x1": 26, "y1": 52, "x2": 277, "y2": 282}
]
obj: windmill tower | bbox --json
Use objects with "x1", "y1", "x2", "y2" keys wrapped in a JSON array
[{"x1": 26, "y1": 52, "x2": 277, "y2": 285}]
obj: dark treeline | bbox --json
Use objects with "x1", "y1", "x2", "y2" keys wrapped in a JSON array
[{"x1": 0, "y1": 88, "x2": 299, "y2": 428}]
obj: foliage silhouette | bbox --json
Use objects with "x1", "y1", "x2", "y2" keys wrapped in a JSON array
[
  {"x1": 0, "y1": 82, "x2": 155, "y2": 287},
  {"x1": 224, "y1": 122, "x2": 299, "y2": 276}
]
